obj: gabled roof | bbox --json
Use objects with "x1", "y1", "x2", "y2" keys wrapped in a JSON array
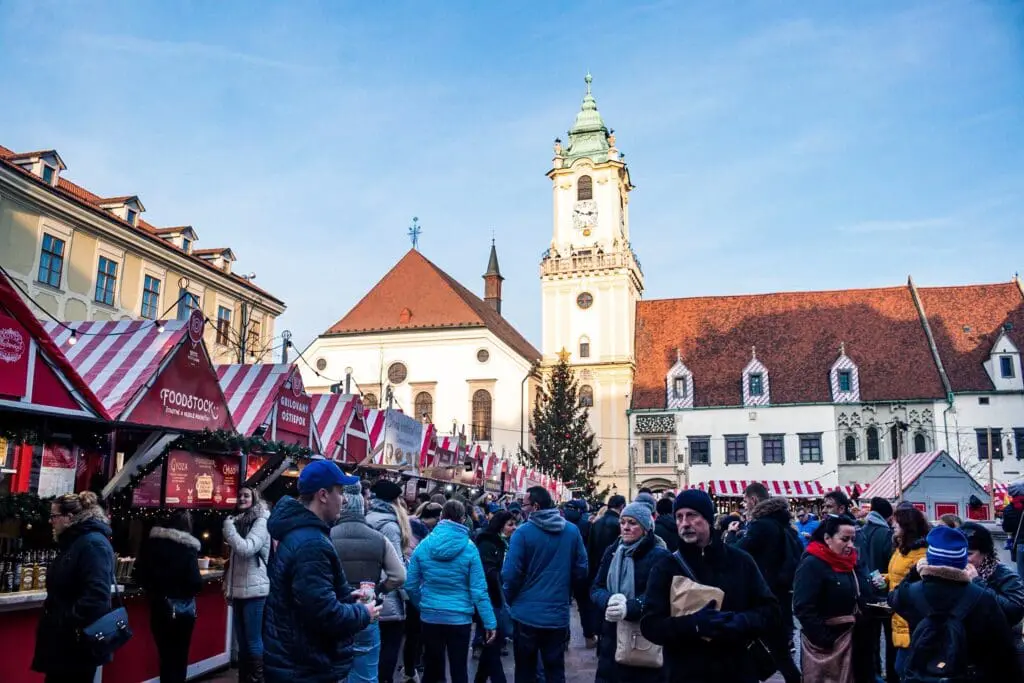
[
  {"x1": 861, "y1": 450, "x2": 987, "y2": 501},
  {"x1": 916, "y1": 282, "x2": 1024, "y2": 392},
  {"x1": 324, "y1": 249, "x2": 540, "y2": 361},
  {"x1": 633, "y1": 285, "x2": 945, "y2": 409},
  {"x1": 217, "y1": 364, "x2": 298, "y2": 437}
]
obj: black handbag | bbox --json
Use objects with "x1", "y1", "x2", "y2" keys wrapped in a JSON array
[
  {"x1": 81, "y1": 577, "x2": 133, "y2": 663},
  {"x1": 746, "y1": 638, "x2": 778, "y2": 681}
]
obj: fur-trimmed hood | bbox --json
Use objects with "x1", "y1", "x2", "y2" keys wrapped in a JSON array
[
  {"x1": 750, "y1": 496, "x2": 790, "y2": 521},
  {"x1": 150, "y1": 526, "x2": 202, "y2": 551},
  {"x1": 68, "y1": 504, "x2": 109, "y2": 528},
  {"x1": 917, "y1": 557, "x2": 971, "y2": 583}
]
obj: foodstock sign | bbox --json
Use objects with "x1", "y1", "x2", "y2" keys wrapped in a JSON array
[{"x1": 128, "y1": 321, "x2": 234, "y2": 431}]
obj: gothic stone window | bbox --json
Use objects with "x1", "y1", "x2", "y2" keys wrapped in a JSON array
[
  {"x1": 577, "y1": 175, "x2": 593, "y2": 201},
  {"x1": 845, "y1": 435, "x2": 858, "y2": 461},
  {"x1": 414, "y1": 392, "x2": 433, "y2": 423},
  {"x1": 913, "y1": 432, "x2": 927, "y2": 454},
  {"x1": 644, "y1": 439, "x2": 668, "y2": 465},
  {"x1": 472, "y1": 390, "x2": 492, "y2": 441},
  {"x1": 866, "y1": 426, "x2": 880, "y2": 460},
  {"x1": 579, "y1": 385, "x2": 594, "y2": 407}
]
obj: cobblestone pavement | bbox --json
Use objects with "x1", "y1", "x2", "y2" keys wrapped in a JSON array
[{"x1": 198, "y1": 607, "x2": 786, "y2": 682}]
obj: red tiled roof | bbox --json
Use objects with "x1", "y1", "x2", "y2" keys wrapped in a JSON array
[
  {"x1": 325, "y1": 249, "x2": 540, "y2": 362},
  {"x1": 633, "y1": 285, "x2": 947, "y2": 409},
  {"x1": 917, "y1": 282, "x2": 1024, "y2": 391},
  {"x1": 0, "y1": 144, "x2": 283, "y2": 306},
  {"x1": 96, "y1": 195, "x2": 140, "y2": 205}
]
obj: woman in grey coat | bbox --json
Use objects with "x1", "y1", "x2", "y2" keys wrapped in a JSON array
[{"x1": 224, "y1": 486, "x2": 271, "y2": 683}]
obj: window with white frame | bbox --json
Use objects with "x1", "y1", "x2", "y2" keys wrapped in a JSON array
[
  {"x1": 216, "y1": 306, "x2": 232, "y2": 345},
  {"x1": 94, "y1": 256, "x2": 118, "y2": 305},
  {"x1": 799, "y1": 433, "x2": 823, "y2": 463},
  {"x1": 141, "y1": 275, "x2": 161, "y2": 319},
  {"x1": 37, "y1": 234, "x2": 65, "y2": 288}
]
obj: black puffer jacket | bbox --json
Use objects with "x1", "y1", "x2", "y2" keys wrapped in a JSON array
[
  {"x1": 855, "y1": 512, "x2": 893, "y2": 586},
  {"x1": 735, "y1": 497, "x2": 793, "y2": 594},
  {"x1": 32, "y1": 508, "x2": 115, "y2": 675},
  {"x1": 640, "y1": 538, "x2": 778, "y2": 683},
  {"x1": 890, "y1": 562, "x2": 1022, "y2": 680},
  {"x1": 588, "y1": 510, "x2": 621, "y2": 580},
  {"x1": 474, "y1": 529, "x2": 508, "y2": 608},
  {"x1": 591, "y1": 533, "x2": 670, "y2": 683},
  {"x1": 134, "y1": 526, "x2": 202, "y2": 601},
  {"x1": 977, "y1": 561, "x2": 1024, "y2": 657},
  {"x1": 654, "y1": 514, "x2": 679, "y2": 552}
]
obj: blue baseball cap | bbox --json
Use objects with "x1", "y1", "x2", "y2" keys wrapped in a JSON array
[{"x1": 298, "y1": 460, "x2": 358, "y2": 495}]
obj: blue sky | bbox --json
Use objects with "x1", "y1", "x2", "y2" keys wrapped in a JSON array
[{"x1": 1, "y1": 1, "x2": 1022, "y2": 354}]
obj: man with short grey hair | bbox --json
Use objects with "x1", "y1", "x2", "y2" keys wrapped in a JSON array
[{"x1": 330, "y1": 480, "x2": 406, "y2": 683}]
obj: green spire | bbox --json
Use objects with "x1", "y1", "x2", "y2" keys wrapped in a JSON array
[{"x1": 561, "y1": 72, "x2": 612, "y2": 165}]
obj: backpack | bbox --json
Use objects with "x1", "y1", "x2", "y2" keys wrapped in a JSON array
[
  {"x1": 776, "y1": 524, "x2": 804, "y2": 590},
  {"x1": 902, "y1": 585, "x2": 983, "y2": 683}
]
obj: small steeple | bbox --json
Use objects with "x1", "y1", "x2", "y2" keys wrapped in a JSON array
[
  {"x1": 483, "y1": 239, "x2": 504, "y2": 315},
  {"x1": 558, "y1": 73, "x2": 613, "y2": 165}
]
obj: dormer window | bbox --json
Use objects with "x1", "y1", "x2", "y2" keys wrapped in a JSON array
[
  {"x1": 749, "y1": 373, "x2": 764, "y2": 396},
  {"x1": 182, "y1": 237, "x2": 192, "y2": 254},
  {"x1": 8, "y1": 149, "x2": 66, "y2": 184},
  {"x1": 742, "y1": 347, "x2": 770, "y2": 406},
  {"x1": 673, "y1": 376, "x2": 688, "y2": 399},
  {"x1": 125, "y1": 208, "x2": 137, "y2": 226},
  {"x1": 665, "y1": 351, "x2": 694, "y2": 409},
  {"x1": 1001, "y1": 356, "x2": 1015, "y2": 378},
  {"x1": 830, "y1": 343, "x2": 861, "y2": 403},
  {"x1": 98, "y1": 195, "x2": 145, "y2": 226},
  {"x1": 42, "y1": 165, "x2": 55, "y2": 185},
  {"x1": 984, "y1": 330, "x2": 1022, "y2": 390}
]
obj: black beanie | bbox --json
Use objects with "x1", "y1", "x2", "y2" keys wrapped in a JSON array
[
  {"x1": 673, "y1": 489, "x2": 715, "y2": 525},
  {"x1": 870, "y1": 497, "x2": 893, "y2": 519}
]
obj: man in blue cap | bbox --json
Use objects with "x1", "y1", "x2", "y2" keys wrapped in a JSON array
[{"x1": 263, "y1": 460, "x2": 380, "y2": 683}]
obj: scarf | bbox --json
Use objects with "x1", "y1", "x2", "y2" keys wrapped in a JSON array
[
  {"x1": 978, "y1": 554, "x2": 1001, "y2": 582},
  {"x1": 607, "y1": 537, "x2": 643, "y2": 599},
  {"x1": 807, "y1": 540, "x2": 858, "y2": 573},
  {"x1": 233, "y1": 501, "x2": 264, "y2": 538}
]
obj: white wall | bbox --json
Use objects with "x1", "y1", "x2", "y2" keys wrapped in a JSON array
[
  {"x1": 631, "y1": 404, "x2": 840, "y2": 491},
  {"x1": 300, "y1": 327, "x2": 535, "y2": 456},
  {"x1": 937, "y1": 393, "x2": 1024, "y2": 484}
]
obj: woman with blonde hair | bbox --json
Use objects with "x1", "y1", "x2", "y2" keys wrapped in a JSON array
[
  {"x1": 223, "y1": 486, "x2": 271, "y2": 682},
  {"x1": 32, "y1": 491, "x2": 116, "y2": 683}
]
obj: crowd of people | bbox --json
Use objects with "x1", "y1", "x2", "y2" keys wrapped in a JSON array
[{"x1": 25, "y1": 463, "x2": 1024, "y2": 683}]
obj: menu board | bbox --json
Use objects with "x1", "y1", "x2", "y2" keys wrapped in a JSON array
[
  {"x1": 38, "y1": 443, "x2": 78, "y2": 498},
  {"x1": 164, "y1": 450, "x2": 240, "y2": 509},
  {"x1": 132, "y1": 466, "x2": 164, "y2": 508}
]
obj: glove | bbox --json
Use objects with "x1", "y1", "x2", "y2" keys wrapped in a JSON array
[
  {"x1": 711, "y1": 611, "x2": 750, "y2": 640},
  {"x1": 671, "y1": 600, "x2": 719, "y2": 637},
  {"x1": 605, "y1": 594, "x2": 628, "y2": 622}
]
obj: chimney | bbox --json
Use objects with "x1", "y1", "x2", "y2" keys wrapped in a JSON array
[{"x1": 483, "y1": 239, "x2": 504, "y2": 315}]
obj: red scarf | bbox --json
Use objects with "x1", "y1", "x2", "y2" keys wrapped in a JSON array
[{"x1": 807, "y1": 540, "x2": 858, "y2": 573}]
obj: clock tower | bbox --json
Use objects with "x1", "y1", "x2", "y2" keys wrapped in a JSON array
[{"x1": 540, "y1": 74, "x2": 644, "y2": 496}]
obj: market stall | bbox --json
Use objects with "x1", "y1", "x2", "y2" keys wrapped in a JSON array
[
  {"x1": 0, "y1": 269, "x2": 113, "y2": 683},
  {"x1": 43, "y1": 310, "x2": 240, "y2": 682},
  {"x1": 310, "y1": 392, "x2": 370, "y2": 465},
  {"x1": 861, "y1": 450, "x2": 991, "y2": 521}
]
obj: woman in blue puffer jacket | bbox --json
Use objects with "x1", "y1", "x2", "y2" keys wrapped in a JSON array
[{"x1": 406, "y1": 499, "x2": 497, "y2": 683}]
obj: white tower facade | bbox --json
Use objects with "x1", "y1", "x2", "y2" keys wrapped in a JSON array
[{"x1": 540, "y1": 74, "x2": 644, "y2": 495}]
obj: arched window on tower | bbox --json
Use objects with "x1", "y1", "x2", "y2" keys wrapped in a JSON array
[
  {"x1": 866, "y1": 426, "x2": 880, "y2": 460},
  {"x1": 577, "y1": 175, "x2": 593, "y2": 201},
  {"x1": 472, "y1": 390, "x2": 492, "y2": 442},
  {"x1": 579, "y1": 336, "x2": 591, "y2": 359},
  {"x1": 579, "y1": 385, "x2": 594, "y2": 407},
  {"x1": 414, "y1": 392, "x2": 433, "y2": 423},
  {"x1": 844, "y1": 435, "x2": 857, "y2": 461}
]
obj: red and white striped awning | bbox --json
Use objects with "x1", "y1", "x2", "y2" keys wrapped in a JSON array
[
  {"x1": 986, "y1": 482, "x2": 1009, "y2": 497},
  {"x1": 711, "y1": 480, "x2": 827, "y2": 499},
  {"x1": 43, "y1": 319, "x2": 186, "y2": 418},
  {"x1": 861, "y1": 451, "x2": 944, "y2": 500},
  {"x1": 217, "y1": 364, "x2": 298, "y2": 436},
  {"x1": 310, "y1": 393, "x2": 369, "y2": 464}
]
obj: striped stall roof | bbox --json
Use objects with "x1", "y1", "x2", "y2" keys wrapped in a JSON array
[
  {"x1": 42, "y1": 319, "x2": 187, "y2": 418},
  {"x1": 860, "y1": 451, "x2": 944, "y2": 500},
  {"x1": 986, "y1": 482, "x2": 1009, "y2": 497},
  {"x1": 712, "y1": 479, "x2": 827, "y2": 499},
  {"x1": 216, "y1": 364, "x2": 296, "y2": 437},
  {"x1": 310, "y1": 393, "x2": 369, "y2": 463}
]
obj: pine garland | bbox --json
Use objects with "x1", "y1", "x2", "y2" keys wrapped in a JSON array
[{"x1": 0, "y1": 492, "x2": 52, "y2": 523}]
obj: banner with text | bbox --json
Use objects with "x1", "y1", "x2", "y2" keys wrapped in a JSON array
[{"x1": 164, "y1": 449, "x2": 240, "y2": 509}]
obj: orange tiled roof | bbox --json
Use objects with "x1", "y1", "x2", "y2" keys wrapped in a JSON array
[
  {"x1": 0, "y1": 144, "x2": 283, "y2": 305},
  {"x1": 633, "y1": 285, "x2": 947, "y2": 409},
  {"x1": 917, "y1": 282, "x2": 1024, "y2": 391},
  {"x1": 325, "y1": 249, "x2": 540, "y2": 362}
]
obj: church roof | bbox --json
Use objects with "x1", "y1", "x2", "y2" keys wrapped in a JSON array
[
  {"x1": 633, "y1": 279, "x2": 1024, "y2": 410},
  {"x1": 324, "y1": 249, "x2": 540, "y2": 362}
]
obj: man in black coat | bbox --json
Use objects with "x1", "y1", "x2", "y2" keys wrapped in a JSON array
[
  {"x1": 654, "y1": 497, "x2": 679, "y2": 552},
  {"x1": 641, "y1": 490, "x2": 779, "y2": 683},
  {"x1": 735, "y1": 484, "x2": 801, "y2": 683},
  {"x1": 587, "y1": 495, "x2": 625, "y2": 581},
  {"x1": 855, "y1": 496, "x2": 894, "y2": 679},
  {"x1": 564, "y1": 498, "x2": 598, "y2": 646}
]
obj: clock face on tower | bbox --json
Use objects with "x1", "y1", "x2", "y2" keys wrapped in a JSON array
[{"x1": 573, "y1": 200, "x2": 597, "y2": 235}]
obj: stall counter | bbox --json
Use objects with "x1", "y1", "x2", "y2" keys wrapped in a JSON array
[{"x1": 0, "y1": 571, "x2": 229, "y2": 683}]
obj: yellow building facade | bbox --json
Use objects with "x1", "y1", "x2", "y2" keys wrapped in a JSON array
[{"x1": 0, "y1": 146, "x2": 284, "y2": 363}]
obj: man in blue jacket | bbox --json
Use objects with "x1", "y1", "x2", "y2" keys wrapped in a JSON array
[
  {"x1": 503, "y1": 485, "x2": 588, "y2": 683},
  {"x1": 263, "y1": 461, "x2": 380, "y2": 683}
]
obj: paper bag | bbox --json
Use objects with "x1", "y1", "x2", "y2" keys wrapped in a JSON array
[{"x1": 670, "y1": 575, "x2": 725, "y2": 616}]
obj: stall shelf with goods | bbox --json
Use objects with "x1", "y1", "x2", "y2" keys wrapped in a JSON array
[{"x1": 861, "y1": 450, "x2": 991, "y2": 521}]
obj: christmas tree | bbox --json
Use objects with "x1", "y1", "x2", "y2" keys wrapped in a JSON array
[{"x1": 522, "y1": 349, "x2": 607, "y2": 500}]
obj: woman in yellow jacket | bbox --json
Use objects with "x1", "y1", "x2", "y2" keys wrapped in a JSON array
[{"x1": 880, "y1": 506, "x2": 930, "y2": 681}]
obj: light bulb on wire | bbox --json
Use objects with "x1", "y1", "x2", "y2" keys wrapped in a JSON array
[{"x1": 68, "y1": 329, "x2": 78, "y2": 345}]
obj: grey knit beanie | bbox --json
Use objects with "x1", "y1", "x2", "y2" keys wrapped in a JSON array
[{"x1": 620, "y1": 502, "x2": 654, "y2": 531}]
